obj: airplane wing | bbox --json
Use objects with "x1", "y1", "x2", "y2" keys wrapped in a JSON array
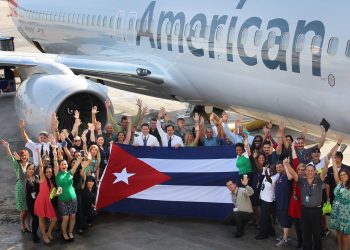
[{"x1": 0, "y1": 51, "x2": 168, "y2": 98}]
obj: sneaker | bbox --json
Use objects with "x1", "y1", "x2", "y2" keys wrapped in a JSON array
[
  {"x1": 275, "y1": 239, "x2": 290, "y2": 248},
  {"x1": 275, "y1": 235, "x2": 283, "y2": 241}
]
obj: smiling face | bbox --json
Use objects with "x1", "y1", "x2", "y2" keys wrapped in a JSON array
[
  {"x1": 257, "y1": 154, "x2": 266, "y2": 166},
  {"x1": 339, "y1": 170, "x2": 349, "y2": 185},
  {"x1": 226, "y1": 180, "x2": 237, "y2": 193},
  {"x1": 45, "y1": 167, "x2": 53, "y2": 179},
  {"x1": 90, "y1": 146, "x2": 98, "y2": 157},
  {"x1": 297, "y1": 164, "x2": 306, "y2": 177},
  {"x1": 19, "y1": 150, "x2": 29, "y2": 163},
  {"x1": 26, "y1": 164, "x2": 35, "y2": 177},
  {"x1": 306, "y1": 164, "x2": 316, "y2": 179},
  {"x1": 59, "y1": 160, "x2": 68, "y2": 172},
  {"x1": 117, "y1": 132, "x2": 125, "y2": 142}
]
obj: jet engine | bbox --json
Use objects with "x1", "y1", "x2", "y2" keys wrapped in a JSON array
[{"x1": 15, "y1": 73, "x2": 110, "y2": 137}]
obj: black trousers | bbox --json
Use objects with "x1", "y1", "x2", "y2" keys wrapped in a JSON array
[
  {"x1": 293, "y1": 218, "x2": 303, "y2": 246},
  {"x1": 259, "y1": 200, "x2": 275, "y2": 237},
  {"x1": 28, "y1": 207, "x2": 39, "y2": 239},
  {"x1": 301, "y1": 206, "x2": 322, "y2": 250},
  {"x1": 223, "y1": 211, "x2": 253, "y2": 235}
]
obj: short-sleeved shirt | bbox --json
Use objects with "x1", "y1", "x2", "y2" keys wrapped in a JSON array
[
  {"x1": 260, "y1": 174, "x2": 280, "y2": 202},
  {"x1": 203, "y1": 137, "x2": 219, "y2": 147},
  {"x1": 297, "y1": 175, "x2": 324, "y2": 207},
  {"x1": 236, "y1": 152, "x2": 253, "y2": 175},
  {"x1": 296, "y1": 145, "x2": 318, "y2": 164},
  {"x1": 275, "y1": 173, "x2": 292, "y2": 210},
  {"x1": 309, "y1": 157, "x2": 327, "y2": 172},
  {"x1": 325, "y1": 164, "x2": 350, "y2": 203},
  {"x1": 56, "y1": 171, "x2": 77, "y2": 202},
  {"x1": 25, "y1": 139, "x2": 51, "y2": 166}
]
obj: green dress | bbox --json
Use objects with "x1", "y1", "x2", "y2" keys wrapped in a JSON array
[
  {"x1": 330, "y1": 184, "x2": 350, "y2": 234},
  {"x1": 9, "y1": 156, "x2": 26, "y2": 211},
  {"x1": 56, "y1": 171, "x2": 77, "y2": 202}
]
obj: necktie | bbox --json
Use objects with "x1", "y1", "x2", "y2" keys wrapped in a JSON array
[
  {"x1": 143, "y1": 136, "x2": 148, "y2": 146},
  {"x1": 40, "y1": 145, "x2": 44, "y2": 157},
  {"x1": 168, "y1": 137, "x2": 172, "y2": 147}
]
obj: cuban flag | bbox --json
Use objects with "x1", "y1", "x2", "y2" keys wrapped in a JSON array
[{"x1": 96, "y1": 144, "x2": 238, "y2": 220}]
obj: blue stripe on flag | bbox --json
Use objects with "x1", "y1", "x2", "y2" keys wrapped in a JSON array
[
  {"x1": 115, "y1": 144, "x2": 236, "y2": 159},
  {"x1": 162, "y1": 172, "x2": 239, "y2": 186},
  {"x1": 101, "y1": 198, "x2": 233, "y2": 220}
]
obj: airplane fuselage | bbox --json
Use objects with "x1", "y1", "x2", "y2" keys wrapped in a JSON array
[{"x1": 8, "y1": 0, "x2": 350, "y2": 138}]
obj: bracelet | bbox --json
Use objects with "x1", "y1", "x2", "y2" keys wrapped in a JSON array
[{"x1": 337, "y1": 143, "x2": 341, "y2": 146}]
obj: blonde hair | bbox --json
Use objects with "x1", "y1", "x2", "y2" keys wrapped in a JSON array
[{"x1": 89, "y1": 144, "x2": 101, "y2": 166}]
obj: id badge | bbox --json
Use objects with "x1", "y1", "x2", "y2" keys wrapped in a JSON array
[
  {"x1": 92, "y1": 173, "x2": 95, "y2": 177},
  {"x1": 104, "y1": 160, "x2": 108, "y2": 165},
  {"x1": 31, "y1": 192, "x2": 36, "y2": 199},
  {"x1": 293, "y1": 194, "x2": 298, "y2": 201},
  {"x1": 233, "y1": 208, "x2": 238, "y2": 212},
  {"x1": 305, "y1": 196, "x2": 310, "y2": 203}
]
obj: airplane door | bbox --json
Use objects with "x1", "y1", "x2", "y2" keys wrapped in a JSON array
[
  {"x1": 125, "y1": 12, "x2": 137, "y2": 45},
  {"x1": 114, "y1": 11, "x2": 126, "y2": 42}
]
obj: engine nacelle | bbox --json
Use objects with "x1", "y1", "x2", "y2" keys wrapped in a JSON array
[{"x1": 15, "y1": 73, "x2": 110, "y2": 137}]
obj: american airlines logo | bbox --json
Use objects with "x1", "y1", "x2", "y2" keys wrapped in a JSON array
[{"x1": 136, "y1": 1, "x2": 325, "y2": 77}]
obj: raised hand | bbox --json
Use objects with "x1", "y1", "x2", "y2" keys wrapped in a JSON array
[
  {"x1": 263, "y1": 125, "x2": 270, "y2": 135},
  {"x1": 74, "y1": 110, "x2": 80, "y2": 120},
  {"x1": 95, "y1": 121, "x2": 102, "y2": 131},
  {"x1": 91, "y1": 106, "x2": 99, "y2": 115},
  {"x1": 158, "y1": 107, "x2": 166, "y2": 119},
  {"x1": 241, "y1": 175, "x2": 249, "y2": 186},
  {"x1": 19, "y1": 119, "x2": 25, "y2": 129},
  {"x1": 279, "y1": 121, "x2": 286, "y2": 131},
  {"x1": 88, "y1": 123, "x2": 95, "y2": 131},
  {"x1": 193, "y1": 112, "x2": 199, "y2": 122},
  {"x1": 283, "y1": 157, "x2": 290, "y2": 166},
  {"x1": 222, "y1": 111, "x2": 228, "y2": 123},
  {"x1": 195, "y1": 125, "x2": 199, "y2": 131},
  {"x1": 136, "y1": 98, "x2": 143, "y2": 108},
  {"x1": 52, "y1": 112, "x2": 59, "y2": 127},
  {"x1": 199, "y1": 116, "x2": 205, "y2": 126},
  {"x1": 0, "y1": 139, "x2": 10, "y2": 148},
  {"x1": 105, "y1": 99, "x2": 111, "y2": 109},
  {"x1": 337, "y1": 135, "x2": 345, "y2": 144},
  {"x1": 142, "y1": 106, "x2": 149, "y2": 116},
  {"x1": 13, "y1": 151, "x2": 20, "y2": 161}
]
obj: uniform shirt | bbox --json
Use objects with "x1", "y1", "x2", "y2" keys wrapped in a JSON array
[
  {"x1": 25, "y1": 139, "x2": 51, "y2": 166},
  {"x1": 260, "y1": 174, "x2": 280, "y2": 203},
  {"x1": 297, "y1": 175, "x2": 324, "y2": 207},
  {"x1": 231, "y1": 185, "x2": 254, "y2": 213},
  {"x1": 309, "y1": 156, "x2": 327, "y2": 172},
  {"x1": 296, "y1": 145, "x2": 318, "y2": 164},
  {"x1": 156, "y1": 121, "x2": 184, "y2": 147},
  {"x1": 275, "y1": 173, "x2": 292, "y2": 210},
  {"x1": 133, "y1": 134, "x2": 160, "y2": 147},
  {"x1": 149, "y1": 128, "x2": 162, "y2": 146}
]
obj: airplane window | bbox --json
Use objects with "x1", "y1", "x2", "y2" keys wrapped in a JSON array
[
  {"x1": 103, "y1": 16, "x2": 108, "y2": 27},
  {"x1": 184, "y1": 24, "x2": 190, "y2": 38},
  {"x1": 267, "y1": 31, "x2": 276, "y2": 48},
  {"x1": 281, "y1": 32, "x2": 290, "y2": 50},
  {"x1": 240, "y1": 29, "x2": 248, "y2": 45},
  {"x1": 136, "y1": 20, "x2": 140, "y2": 31},
  {"x1": 174, "y1": 22, "x2": 180, "y2": 37},
  {"x1": 78, "y1": 14, "x2": 83, "y2": 25},
  {"x1": 129, "y1": 19, "x2": 134, "y2": 30},
  {"x1": 216, "y1": 26, "x2": 223, "y2": 42},
  {"x1": 166, "y1": 21, "x2": 171, "y2": 35},
  {"x1": 97, "y1": 15, "x2": 102, "y2": 26},
  {"x1": 254, "y1": 30, "x2": 263, "y2": 47},
  {"x1": 327, "y1": 37, "x2": 339, "y2": 56},
  {"x1": 82, "y1": 14, "x2": 86, "y2": 25},
  {"x1": 346, "y1": 40, "x2": 350, "y2": 57},
  {"x1": 117, "y1": 17, "x2": 122, "y2": 29},
  {"x1": 110, "y1": 16, "x2": 115, "y2": 29},
  {"x1": 227, "y1": 27, "x2": 235, "y2": 44},
  {"x1": 92, "y1": 15, "x2": 96, "y2": 26},
  {"x1": 295, "y1": 34, "x2": 305, "y2": 52},
  {"x1": 194, "y1": 24, "x2": 201, "y2": 38},
  {"x1": 311, "y1": 35, "x2": 322, "y2": 55}
]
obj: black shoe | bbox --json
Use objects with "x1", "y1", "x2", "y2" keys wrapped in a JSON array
[
  {"x1": 61, "y1": 233, "x2": 70, "y2": 242},
  {"x1": 234, "y1": 232, "x2": 244, "y2": 238},
  {"x1": 32, "y1": 235, "x2": 40, "y2": 243},
  {"x1": 255, "y1": 235, "x2": 268, "y2": 240}
]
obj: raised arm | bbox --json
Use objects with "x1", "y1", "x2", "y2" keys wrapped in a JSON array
[
  {"x1": 1, "y1": 140, "x2": 12, "y2": 157},
  {"x1": 91, "y1": 106, "x2": 98, "y2": 124},
  {"x1": 244, "y1": 138, "x2": 251, "y2": 157},
  {"x1": 88, "y1": 123, "x2": 96, "y2": 143},
  {"x1": 192, "y1": 125, "x2": 200, "y2": 146},
  {"x1": 51, "y1": 112, "x2": 60, "y2": 141},
  {"x1": 318, "y1": 126, "x2": 326, "y2": 149},
  {"x1": 320, "y1": 157, "x2": 329, "y2": 182},
  {"x1": 326, "y1": 136, "x2": 344, "y2": 160},
  {"x1": 70, "y1": 155, "x2": 82, "y2": 175},
  {"x1": 18, "y1": 119, "x2": 29, "y2": 143},
  {"x1": 331, "y1": 154, "x2": 340, "y2": 184},
  {"x1": 105, "y1": 99, "x2": 121, "y2": 134},
  {"x1": 156, "y1": 107, "x2": 167, "y2": 137},
  {"x1": 35, "y1": 147, "x2": 45, "y2": 181},
  {"x1": 283, "y1": 157, "x2": 298, "y2": 181},
  {"x1": 71, "y1": 110, "x2": 81, "y2": 137},
  {"x1": 81, "y1": 130, "x2": 88, "y2": 155},
  {"x1": 53, "y1": 147, "x2": 59, "y2": 176}
]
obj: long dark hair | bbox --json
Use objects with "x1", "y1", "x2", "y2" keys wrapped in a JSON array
[
  {"x1": 44, "y1": 166, "x2": 56, "y2": 189},
  {"x1": 339, "y1": 169, "x2": 350, "y2": 189}
]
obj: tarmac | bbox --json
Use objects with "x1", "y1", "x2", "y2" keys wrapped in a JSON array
[{"x1": 0, "y1": 1, "x2": 340, "y2": 249}]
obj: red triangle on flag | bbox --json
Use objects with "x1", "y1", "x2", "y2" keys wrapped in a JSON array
[{"x1": 96, "y1": 144, "x2": 171, "y2": 210}]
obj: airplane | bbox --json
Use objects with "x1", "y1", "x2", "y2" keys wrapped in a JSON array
[{"x1": 1, "y1": 0, "x2": 349, "y2": 142}]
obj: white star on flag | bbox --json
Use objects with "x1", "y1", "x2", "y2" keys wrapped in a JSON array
[{"x1": 113, "y1": 167, "x2": 135, "y2": 185}]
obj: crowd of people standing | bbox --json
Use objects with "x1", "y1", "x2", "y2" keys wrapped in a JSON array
[{"x1": 1, "y1": 98, "x2": 349, "y2": 250}]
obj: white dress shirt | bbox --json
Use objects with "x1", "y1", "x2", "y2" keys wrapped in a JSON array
[
  {"x1": 156, "y1": 120, "x2": 184, "y2": 147},
  {"x1": 133, "y1": 134, "x2": 160, "y2": 147},
  {"x1": 25, "y1": 139, "x2": 51, "y2": 166}
]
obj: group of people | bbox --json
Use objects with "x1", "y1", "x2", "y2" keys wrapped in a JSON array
[
  {"x1": 224, "y1": 122, "x2": 350, "y2": 250},
  {"x1": 1, "y1": 98, "x2": 349, "y2": 250}
]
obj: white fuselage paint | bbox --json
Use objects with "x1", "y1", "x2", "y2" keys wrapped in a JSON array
[{"x1": 8, "y1": 0, "x2": 350, "y2": 139}]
